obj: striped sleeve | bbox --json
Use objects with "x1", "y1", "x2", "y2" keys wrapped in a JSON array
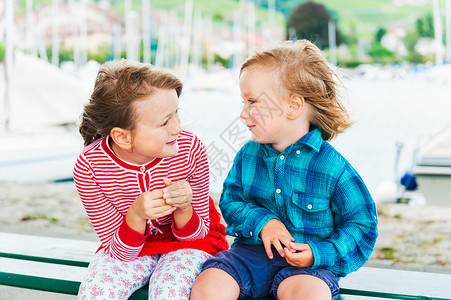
[
  {"x1": 73, "y1": 153, "x2": 149, "y2": 261},
  {"x1": 171, "y1": 134, "x2": 210, "y2": 241}
]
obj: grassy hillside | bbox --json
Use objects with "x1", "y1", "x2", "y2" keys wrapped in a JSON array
[
  {"x1": 19, "y1": 0, "x2": 441, "y2": 40},
  {"x1": 267, "y1": 0, "x2": 439, "y2": 39}
]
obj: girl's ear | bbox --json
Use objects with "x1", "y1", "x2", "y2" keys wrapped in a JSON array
[
  {"x1": 110, "y1": 127, "x2": 132, "y2": 151},
  {"x1": 287, "y1": 94, "x2": 304, "y2": 120}
]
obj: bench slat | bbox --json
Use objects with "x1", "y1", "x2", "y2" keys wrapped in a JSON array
[
  {"x1": 0, "y1": 257, "x2": 87, "y2": 281},
  {"x1": 0, "y1": 272, "x2": 81, "y2": 295},
  {"x1": 340, "y1": 267, "x2": 451, "y2": 299},
  {"x1": 0, "y1": 232, "x2": 98, "y2": 263},
  {"x1": 0, "y1": 252, "x2": 89, "y2": 267}
]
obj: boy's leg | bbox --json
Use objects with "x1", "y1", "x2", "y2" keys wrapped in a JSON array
[
  {"x1": 190, "y1": 267, "x2": 240, "y2": 300},
  {"x1": 148, "y1": 248, "x2": 211, "y2": 300},
  {"x1": 272, "y1": 268, "x2": 339, "y2": 300},
  {"x1": 191, "y1": 245, "x2": 285, "y2": 300},
  {"x1": 78, "y1": 251, "x2": 159, "y2": 299}
]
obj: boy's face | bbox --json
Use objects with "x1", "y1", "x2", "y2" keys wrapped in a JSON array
[{"x1": 239, "y1": 66, "x2": 291, "y2": 152}]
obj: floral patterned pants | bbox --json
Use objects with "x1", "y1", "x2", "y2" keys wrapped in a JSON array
[{"x1": 78, "y1": 249, "x2": 211, "y2": 300}]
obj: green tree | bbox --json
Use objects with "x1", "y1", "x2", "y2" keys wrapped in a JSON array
[
  {"x1": 375, "y1": 28, "x2": 386, "y2": 43},
  {"x1": 0, "y1": 42, "x2": 5, "y2": 62},
  {"x1": 416, "y1": 14, "x2": 434, "y2": 38},
  {"x1": 368, "y1": 43, "x2": 397, "y2": 64},
  {"x1": 286, "y1": 1, "x2": 343, "y2": 49},
  {"x1": 404, "y1": 30, "x2": 419, "y2": 53}
]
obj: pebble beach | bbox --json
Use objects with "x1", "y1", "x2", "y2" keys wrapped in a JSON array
[{"x1": 1, "y1": 180, "x2": 451, "y2": 299}]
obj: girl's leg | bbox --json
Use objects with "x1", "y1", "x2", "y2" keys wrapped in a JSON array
[
  {"x1": 78, "y1": 251, "x2": 159, "y2": 300},
  {"x1": 148, "y1": 249, "x2": 211, "y2": 300}
]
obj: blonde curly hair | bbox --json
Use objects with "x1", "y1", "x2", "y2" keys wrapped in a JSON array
[{"x1": 240, "y1": 40, "x2": 353, "y2": 141}]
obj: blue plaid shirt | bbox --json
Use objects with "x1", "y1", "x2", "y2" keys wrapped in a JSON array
[{"x1": 219, "y1": 128, "x2": 378, "y2": 277}]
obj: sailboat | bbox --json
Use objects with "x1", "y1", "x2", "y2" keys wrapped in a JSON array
[
  {"x1": 0, "y1": 0, "x2": 93, "y2": 183},
  {"x1": 414, "y1": 123, "x2": 451, "y2": 206},
  {"x1": 0, "y1": 52, "x2": 90, "y2": 182}
]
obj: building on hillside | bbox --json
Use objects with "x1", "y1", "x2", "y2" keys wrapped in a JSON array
[
  {"x1": 415, "y1": 37, "x2": 445, "y2": 57},
  {"x1": 381, "y1": 25, "x2": 408, "y2": 56}
]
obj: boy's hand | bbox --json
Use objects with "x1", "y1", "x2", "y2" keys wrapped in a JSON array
[
  {"x1": 162, "y1": 178, "x2": 192, "y2": 209},
  {"x1": 283, "y1": 242, "x2": 314, "y2": 268},
  {"x1": 260, "y1": 219, "x2": 295, "y2": 259}
]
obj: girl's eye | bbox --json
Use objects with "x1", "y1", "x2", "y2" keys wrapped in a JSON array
[{"x1": 161, "y1": 120, "x2": 169, "y2": 127}]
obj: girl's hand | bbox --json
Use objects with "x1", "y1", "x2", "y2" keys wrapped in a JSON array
[
  {"x1": 162, "y1": 178, "x2": 192, "y2": 209},
  {"x1": 126, "y1": 190, "x2": 176, "y2": 234},
  {"x1": 162, "y1": 178, "x2": 193, "y2": 230},
  {"x1": 259, "y1": 219, "x2": 295, "y2": 259},
  {"x1": 283, "y1": 242, "x2": 314, "y2": 268},
  {"x1": 133, "y1": 190, "x2": 176, "y2": 219}
]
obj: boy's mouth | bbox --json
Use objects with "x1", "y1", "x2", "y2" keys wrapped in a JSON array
[{"x1": 247, "y1": 125, "x2": 256, "y2": 130}]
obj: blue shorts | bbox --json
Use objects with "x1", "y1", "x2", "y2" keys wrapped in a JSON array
[{"x1": 202, "y1": 244, "x2": 339, "y2": 300}]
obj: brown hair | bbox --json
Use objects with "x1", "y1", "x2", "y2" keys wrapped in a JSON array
[
  {"x1": 79, "y1": 59, "x2": 183, "y2": 146},
  {"x1": 240, "y1": 40, "x2": 352, "y2": 141}
]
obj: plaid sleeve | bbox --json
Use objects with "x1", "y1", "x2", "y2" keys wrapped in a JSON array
[
  {"x1": 219, "y1": 147, "x2": 279, "y2": 243},
  {"x1": 307, "y1": 164, "x2": 378, "y2": 277}
]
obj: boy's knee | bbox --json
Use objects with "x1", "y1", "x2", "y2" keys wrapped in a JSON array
[
  {"x1": 190, "y1": 268, "x2": 240, "y2": 300},
  {"x1": 190, "y1": 271, "x2": 216, "y2": 299}
]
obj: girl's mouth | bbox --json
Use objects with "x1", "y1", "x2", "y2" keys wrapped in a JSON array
[{"x1": 166, "y1": 139, "x2": 177, "y2": 145}]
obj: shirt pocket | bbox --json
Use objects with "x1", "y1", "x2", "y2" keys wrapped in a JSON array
[{"x1": 288, "y1": 191, "x2": 333, "y2": 229}]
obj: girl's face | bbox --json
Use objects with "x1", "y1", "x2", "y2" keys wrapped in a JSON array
[
  {"x1": 122, "y1": 88, "x2": 182, "y2": 164},
  {"x1": 239, "y1": 66, "x2": 291, "y2": 152}
]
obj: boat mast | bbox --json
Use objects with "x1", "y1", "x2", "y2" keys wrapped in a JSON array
[
  {"x1": 142, "y1": 0, "x2": 152, "y2": 64},
  {"x1": 52, "y1": 0, "x2": 59, "y2": 66},
  {"x1": 328, "y1": 20, "x2": 337, "y2": 66},
  {"x1": 433, "y1": 0, "x2": 443, "y2": 65},
  {"x1": 3, "y1": 0, "x2": 14, "y2": 131},
  {"x1": 446, "y1": 0, "x2": 451, "y2": 62}
]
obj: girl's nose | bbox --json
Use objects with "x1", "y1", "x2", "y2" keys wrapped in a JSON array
[{"x1": 173, "y1": 117, "x2": 182, "y2": 135}]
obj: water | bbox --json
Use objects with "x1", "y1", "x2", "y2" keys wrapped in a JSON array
[{"x1": 179, "y1": 76, "x2": 451, "y2": 196}]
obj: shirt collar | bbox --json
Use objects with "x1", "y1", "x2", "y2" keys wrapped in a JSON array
[{"x1": 261, "y1": 127, "x2": 323, "y2": 155}]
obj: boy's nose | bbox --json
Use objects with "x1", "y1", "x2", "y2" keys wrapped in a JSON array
[{"x1": 240, "y1": 107, "x2": 248, "y2": 120}]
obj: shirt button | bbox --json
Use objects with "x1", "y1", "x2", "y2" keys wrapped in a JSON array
[
  {"x1": 280, "y1": 155, "x2": 285, "y2": 160},
  {"x1": 140, "y1": 166, "x2": 145, "y2": 172},
  {"x1": 250, "y1": 231, "x2": 253, "y2": 237},
  {"x1": 235, "y1": 233, "x2": 239, "y2": 237},
  {"x1": 307, "y1": 204, "x2": 313, "y2": 210},
  {"x1": 276, "y1": 189, "x2": 281, "y2": 194},
  {"x1": 296, "y1": 150, "x2": 300, "y2": 154}
]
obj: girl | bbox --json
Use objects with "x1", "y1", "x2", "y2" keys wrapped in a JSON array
[
  {"x1": 191, "y1": 40, "x2": 378, "y2": 300},
  {"x1": 73, "y1": 60, "x2": 228, "y2": 299}
]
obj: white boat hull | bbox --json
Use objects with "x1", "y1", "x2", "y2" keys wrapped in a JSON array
[{"x1": 0, "y1": 127, "x2": 82, "y2": 182}]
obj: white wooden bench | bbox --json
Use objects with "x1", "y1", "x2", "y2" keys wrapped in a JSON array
[{"x1": 1, "y1": 232, "x2": 450, "y2": 300}]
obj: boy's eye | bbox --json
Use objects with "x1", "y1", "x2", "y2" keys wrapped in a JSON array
[{"x1": 248, "y1": 99, "x2": 256, "y2": 104}]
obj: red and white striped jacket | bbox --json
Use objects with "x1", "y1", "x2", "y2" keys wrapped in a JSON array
[{"x1": 73, "y1": 130, "x2": 223, "y2": 261}]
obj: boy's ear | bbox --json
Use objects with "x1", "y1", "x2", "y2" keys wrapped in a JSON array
[
  {"x1": 287, "y1": 94, "x2": 304, "y2": 120},
  {"x1": 110, "y1": 127, "x2": 132, "y2": 151}
]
